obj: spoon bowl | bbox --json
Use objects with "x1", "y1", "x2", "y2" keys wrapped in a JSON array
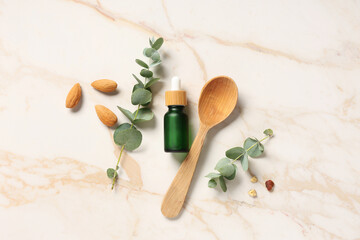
[
  {"x1": 161, "y1": 76, "x2": 238, "y2": 218},
  {"x1": 198, "y1": 76, "x2": 238, "y2": 126}
]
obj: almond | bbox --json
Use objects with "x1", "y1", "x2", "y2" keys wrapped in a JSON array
[
  {"x1": 91, "y1": 79, "x2": 117, "y2": 93},
  {"x1": 95, "y1": 105, "x2": 117, "y2": 127},
  {"x1": 66, "y1": 83, "x2": 81, "y2": 108}
]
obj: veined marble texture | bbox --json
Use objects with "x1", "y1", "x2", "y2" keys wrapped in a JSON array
[{"x1": 0, "y1": 0, "x2": 360, "y2": 239}]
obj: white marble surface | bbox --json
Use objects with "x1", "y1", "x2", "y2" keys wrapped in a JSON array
[{"x1": 1, "y1": 0, "x2": 360, "y2": 239}]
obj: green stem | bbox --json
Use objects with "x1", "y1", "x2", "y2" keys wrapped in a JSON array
[
  {"x1": 231, "y1": 135, "x2": 270, "y2": 163},
  {"x1": 111, "y1": 145, "x2": 125, "y2": 190},
  {"x1": 130, "y1": 104, "x2": 141, "y2": 129}
]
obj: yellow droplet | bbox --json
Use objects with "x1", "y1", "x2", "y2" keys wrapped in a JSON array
[
  {"x1": 250, "y1": 176, "x2": 258, "y2": 183},
  {"x1": 248, "y1": 189, "x2": 257, "y2": 198}
]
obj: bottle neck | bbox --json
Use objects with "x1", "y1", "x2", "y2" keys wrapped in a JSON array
[{"x1": 168, "y1": 105, "x2": 185, "y2": 112}]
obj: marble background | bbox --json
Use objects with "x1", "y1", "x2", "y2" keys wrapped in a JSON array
[{"x1": 0, "y1": 0, "x2": 360, "y2": 239}]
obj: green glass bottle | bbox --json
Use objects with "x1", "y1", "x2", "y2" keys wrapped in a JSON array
[{"x1": 164, "y1": 77, "x2": 189, "y2": 152}]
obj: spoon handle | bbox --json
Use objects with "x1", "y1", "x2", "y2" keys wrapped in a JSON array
[{"x1": 161, "y1": 124, "x2": 210, "y2": 218}]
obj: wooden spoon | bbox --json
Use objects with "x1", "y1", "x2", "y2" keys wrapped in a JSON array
[{"x1": 161, "y1": 76, "x2": 238, "y2": 218}]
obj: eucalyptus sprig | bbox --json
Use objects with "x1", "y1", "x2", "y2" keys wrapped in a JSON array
[
  {"x1": 206, "y1": 129, "x2": 273, "y2": 192},
  {"x1": 107, "y1": 37, "x2": 164, "y2": 189}
]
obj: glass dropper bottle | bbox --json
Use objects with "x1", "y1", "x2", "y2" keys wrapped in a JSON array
[{"x1": 164, "y1": 76, "x2": 189, "y2": 152}]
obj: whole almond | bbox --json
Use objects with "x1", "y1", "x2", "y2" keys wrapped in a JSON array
[
  {"x1": 66, "y1": 83, "x2": 81, "y2": 108},
  {"x1": 95, "y1": 105, "x2": 117, "y2": 127},
  {"x1": 91, "y1": 79, "x2": 117, "y2": 93}
]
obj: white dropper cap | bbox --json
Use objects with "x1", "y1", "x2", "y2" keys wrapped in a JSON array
[{"x1": 171, "y1": 76, "x2": 181, "y2": 90}]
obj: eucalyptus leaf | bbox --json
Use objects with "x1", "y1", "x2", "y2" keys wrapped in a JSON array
[
  {"x1": 219, "y1": 176, "x2": 227, "y2": 192},
  {"x1": 205, "y1": 172, "x2": 221, "y2": 179},
  {"x1": 140, "y1": 69, "x2": 153, "y2": 78},
  {"x1": 131, "y1": 88, "x2": 152, "y2": 105},
  {"x1": 244, "y1": 137, "x2": 264, "y2": 158},
  {"x1": 239, "y1": 153, "x2": 249, "y2": 171},
  {"x1": 224, "y1": 164, "x2": 237, "y2": 180},
  {"x1": 144, "y1": 77, "x2": 160, "y2": 88},
  {"x1": 150, "y1": 60, "x2": 162, "y2": 68},
  {"x1": 117, "y1": 107, "x2": 134, "y2": 122},
  {"x1": 226, "y1": 147, "x2": 245, "y2": 160},
  {"x1": 106, "y1": 168, "x2": 117, "y2": 179},
  {"x1": 208, "y1": 179, "x2": 217, "y2": 188},
  {"x1": 132, "y1": 74, "x2": 144, "y2": 87},
  {"x1": 113, "y1": 128, "x2": 142, "y2": 151},
  {"x1": 135, "y1": 59, "x2": 149, "y2": 69},
  {"x1": 149, "y1": 38, "x2": 154, "y2": 47},
  {"x1": 143, "y1": 48, "x2": 156, "y2": 58},
  {"x1": 264, "y1": 129, "x2": 273, "y2": 137},
  {"x1": 113, "y1": 123, "x2": 134, "y2": 145},
  {"x1": 151, "y1": 37, "x2": 164, "y2": 50},
  {"x1": 114, "y1": 123, "x2": 132, "y2": 131},
  {"x1": 214, "y1": 158, "x2": 230, "y2": 170},
  {"x1": 215, "y1": 158, "x2": 235, "y2": 178},
  {"x1": 132, "y1": 83, "x2": 144, "y2": 93},
  {"x1": 133, "y1": 108, "x2": 154, "y2": 123},
  {"x1": 140, "y1": 87, "x2": 152, "y2": 106},
  {"x1": 150, "y1": 51, "x2": 160, "y2": 62}
]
